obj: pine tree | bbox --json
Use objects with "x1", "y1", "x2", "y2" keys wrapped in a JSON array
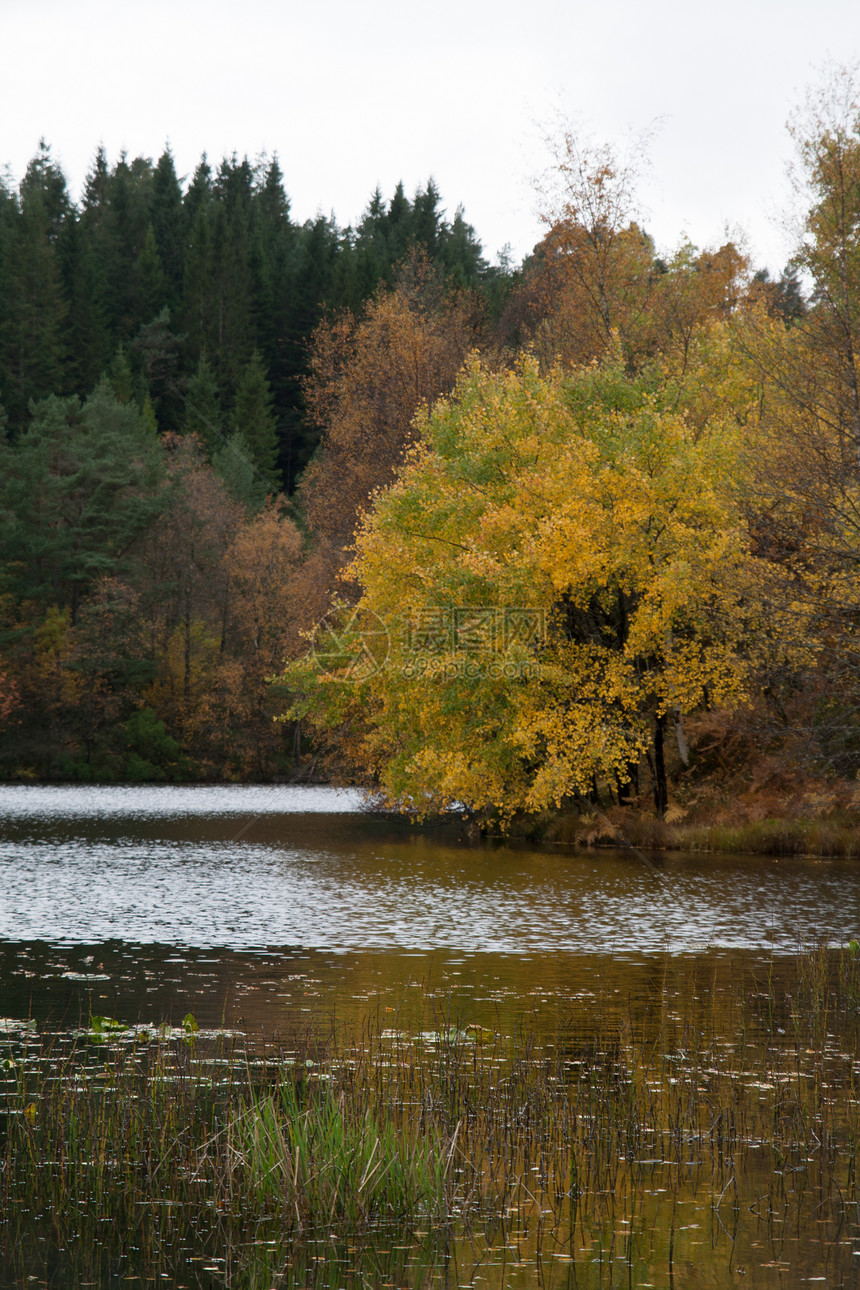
[
  {"x1": 182, "y1": 352, "x2": 223, "y2": 453},
  {"x1": 209, "y1": 157, "x2": 256, "y2": 387},
  {"x1": 1, "y1": 144, "x2": 69, "y2": 429},
  {"x1": 251, "y1": 156, "x2": 296, "y2": 409},
  {"x1": 76, "y1": 146, "x2": 114, "y2": 371},
  {"x1": 104, "y1": 153, "x2": 143, "y2": 337},
  {"x1": 213, "y1": 430, "x2": 268, "y2": 511},
  {"x1": 83, "y1": 145, "x2": 110, "y2": 217},
  {"x1": 385, "y1": 181, "x2": 412, "y2": 270},
  {"x1": 412, "y1": 179, "x2": 442, "y2": 256},
  {"x1": 60, "y1": 214, "x2": 113, "y2": 394},
  {"x1": 108, "y1": 344, "x2": 137, "y2": 404},
  {"x1": 0, "y1": 383, "x2": 163, "y2": 618},
  {"x1": 183, "y1": 155, "x2": 211, "y2": 233},
  {"x1": 181, "y1": 204, "x2": 216, "y2": 362},
  {"x1": 233, "y1": 350, "x2": 279, "y2": 485},
  {"x1": 440, "y1": 206, "x2": 487, "y2": 286},
  {"x1": 0, "y1": 177, "x2": 19, "y2": 428},
  {"x1": 150, "y1": 148, "x2": 184, "y2": 304},
  {"x1": 130, "y1": 306, "x2": 184, "y2": 430},
  {"x1": 136, "y1": 224, "x2": 169, "y2": 320}
]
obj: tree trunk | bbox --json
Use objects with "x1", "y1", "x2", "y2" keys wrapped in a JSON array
[
  {"x1": 615, "y1": 759, "x2": 639, "y2": 805},
  {"x1": 652, "y1": 713, "x2": 668, "y2": 819}
]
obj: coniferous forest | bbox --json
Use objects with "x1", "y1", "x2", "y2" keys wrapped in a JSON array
[
  {"x1": 5, "y1": 71, "x2": 860, "y2": 850},
  {"x1": 0, "y1": 144, "x2": 504, "y2": 781}
]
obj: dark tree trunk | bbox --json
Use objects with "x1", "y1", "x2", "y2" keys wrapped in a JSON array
[
  {"x1": 616, "y1": 759, "x2": 640, "y2": 805},
  {"x1": 653, "y1": 712, "x2": 668, "y2": 819}
]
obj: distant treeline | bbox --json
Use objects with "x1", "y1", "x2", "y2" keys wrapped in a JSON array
[
  {"x1": 0, "y1": 143, "x2": 508, "y2": 488},
  {"x1": 0, "y1": 144, "x2": 517, "y2": 781}
]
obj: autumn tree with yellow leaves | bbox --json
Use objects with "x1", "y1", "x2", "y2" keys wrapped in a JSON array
[
  {"x1": 283, "y1": 346, "x2": 800, "y2": 820},
  {"x1": 501, "y1": 125, "x2": 749, "y2": 378}
]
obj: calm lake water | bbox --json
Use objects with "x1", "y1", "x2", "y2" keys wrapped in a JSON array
[
  {"x1": 2, "y1": 784, "x2": 860, "y2": 1288},
  {"x1": 1, "y1": 782, "x2": 857, "y2": 1034}
]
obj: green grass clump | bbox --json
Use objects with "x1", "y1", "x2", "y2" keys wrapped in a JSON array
[
  {"x1": 228, "y1": 1078, "x2": 450, "y2": 1226},
  {"x1": 678, "y1": 816, "x2": 860, "y2": 856}
]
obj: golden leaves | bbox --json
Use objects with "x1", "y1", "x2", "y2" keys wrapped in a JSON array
[{"x1": 281, "y1": 352, "x2": 791, "y2": 818}]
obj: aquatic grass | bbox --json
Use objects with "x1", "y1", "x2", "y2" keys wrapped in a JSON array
[
  {"x1": 0, "y1": 1027, "x2": 234, "y2": 1223},
  {"x1": 3, "y1": 948, "x2": 860, "y2": 1285},
  {"x1": 227, "y1": 1076, "x2": 452, "y2": 1226}
]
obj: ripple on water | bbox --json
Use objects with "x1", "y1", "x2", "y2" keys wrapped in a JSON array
[
  {"x1": 0, "y1": 783, "x2": 368, "y2": 819},
  {"x1": 1, "y1": 809, "x2": 858, "y2": 952}
]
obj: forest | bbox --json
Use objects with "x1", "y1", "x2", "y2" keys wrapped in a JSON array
[{"x1": 2, "y1": 68, "x2": 860, "y2": 842}]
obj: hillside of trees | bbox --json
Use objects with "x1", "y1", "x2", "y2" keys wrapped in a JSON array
[
  {"x1": 0, "y1": 144, "x2": 500, "y2": 486},
  {"x1": 0, "y1": 148, "x2": 507, "y2": 779},
  {"x1": 3, "y1": 71, "x2": 860, "y2": 841}
]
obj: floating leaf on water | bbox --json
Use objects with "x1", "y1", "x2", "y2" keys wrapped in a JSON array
[
  {"x1": 89, "y1": 1015, "x2": 125, "y2": 1037},
  {"x1": 0, "y1": 1018, "x2": 37, "y2": 1035}
]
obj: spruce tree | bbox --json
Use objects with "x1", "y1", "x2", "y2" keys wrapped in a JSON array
[
  {"x1": 412, "y1": 179, "x2": 442, "y2": 256},
  {"x1": 213, "y1": 430, "x2": 268, "y2": 511},
  {"x1": 136, "y1": 224, "x2": 168, "y2": 321},
  {"x1": 0, "y1": 383, "x2": 162, "y2": 617},
  {"x1": 251, "y1": 156, "x2": 295, "y2": 409},
  {"x1": 385, "y1": 181, "x2": 412, "y2": 270},
  {"x1": 232, "y1": 350, "x2": 279, "y2": 486},
  {"x1": 181, "y1": 204, "x2": 216, "y2": 362},
  {"x1": 60, "y1": 215, "x2": 112, "y2": 394},
  {"x1": 107, "y1": 344, "x2": 136, "y2": 404},
  {"x1": 1, "y1": 146, "x2": 69, "y2": 429},
  {"x1": 150, "y1": 148, "x2": 184, "y2": 303},
  {"x1": 182, "y1": 352, "x2": 223, "y2": 453}
]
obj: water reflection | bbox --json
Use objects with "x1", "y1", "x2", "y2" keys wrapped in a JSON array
[{"x1": 2, "y1": 785, "x2": 860, "y2": 1290}]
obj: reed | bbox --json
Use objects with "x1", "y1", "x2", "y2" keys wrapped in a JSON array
[
  {"x1": 534, "y1": 807, "x2": 860, "y2": 857},
  {"x1": 225, "y1": 1075, "x2": 451, "y2": 1226},
  {"x1": 2, "y1": 947, "x2": 860, "y2": 1283}
]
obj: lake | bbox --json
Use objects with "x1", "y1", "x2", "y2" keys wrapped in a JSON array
[{"x1": 2, "y1": 784, "x2": 859, "y2": 1288}]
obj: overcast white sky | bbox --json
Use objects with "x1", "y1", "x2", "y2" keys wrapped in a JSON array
[{"x1": 2, "y1": 0, "x2": 859, "y2": 273}]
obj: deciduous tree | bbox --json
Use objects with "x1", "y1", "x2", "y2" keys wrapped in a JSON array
[{"x1": 285, "y1": 351, "x2": 796, "y2": 819}]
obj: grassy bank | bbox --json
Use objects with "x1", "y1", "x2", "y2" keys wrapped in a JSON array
[{"x1": 513, "y1": 805, "x2": 860, "y2": 857}]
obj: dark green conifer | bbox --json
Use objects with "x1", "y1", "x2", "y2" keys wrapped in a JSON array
[
  {"x1": 182, "y1": 352, "x2": 222, "y2": 453},
  {"x1": 232, "y1": 350, "x2": 279, "y2": 485},
  {"x1": 136, "y1": 224, "x2": 169, "y2": 320},
  {"x1": 150, "y1": 147, "x2": 184, "y2": 302}
]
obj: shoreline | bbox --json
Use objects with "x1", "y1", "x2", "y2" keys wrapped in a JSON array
[
  {"x1": 4, "y1": 777, "x2": 860, "y2": 860},
  {"x1": 493, "y1": 807, "x2": 860, "y2": 859}
]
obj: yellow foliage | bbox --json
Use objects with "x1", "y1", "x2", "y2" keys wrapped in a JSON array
[{"x1": 282, "y1": 346, "x2": 807, "y2": 819}]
